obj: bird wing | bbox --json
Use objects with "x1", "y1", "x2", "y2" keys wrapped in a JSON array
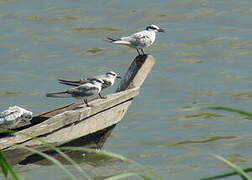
[
  {"x1": 58, "y1": 81, "x2": 83, "y2": 87},
  {"x1": 128, "y1": 31, "x2": 153, "y2": 47},
  {"x1": 71, "y1": 84, "x2": 100, "y2": 97},
  {"x1": 58, "y1": 78, "x2": 90, "y2": 87},
  {"x1": 93, "y1": 75, "x2": 111, "y2": 89},
  {"x1": 59, "y1": 75, "x2": 108, "y2": 89}
]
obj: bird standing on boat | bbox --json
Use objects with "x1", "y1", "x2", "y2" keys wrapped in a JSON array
[
  {"x1": 106, "y1": 24, "x2": 165, "y2": 55},
  {"x1": 0, "y1": 106, "x2": 33, "y2": 129},
  {"x1": 58, "y1": 71, "x2": 122, "y2": 90},
  {"x1": 46, "y1": 79, "x2": 104, "y2": 107}
]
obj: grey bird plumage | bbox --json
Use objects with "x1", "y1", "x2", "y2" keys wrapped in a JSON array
[
  {"x1": 58, "y1": 71, "x2": 122, "y2": 90},
  {"x1": 46, "y1": 79, "x2": 104, "y2": 107},
  {"x1": 106, "y1": 24, "x2": 165, "y2": 55}
]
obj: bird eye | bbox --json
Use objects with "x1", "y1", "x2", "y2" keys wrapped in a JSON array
[
  {"x1": 146, "y1": 26, "x2": 158, "y2": 30},
  {"x1": 108, "y1": 72, "x2": 116, "y2": 76}
]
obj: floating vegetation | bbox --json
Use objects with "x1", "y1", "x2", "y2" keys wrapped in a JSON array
[
  {"x1": 27, "y1": 16, "x2": 80, "y2": 23},
  {"x1": 229, "y1": 40, "x2": 252, "y2": 49},
  {"x1": 72, "y1": 27, "x2": 120, "y2": 32},
  {"x1": 77, "y1": 48, "x2": 104, "y2": 55},
  {"x1": 26, "y1": 15, "x2": 44, "y2": 22},
  {"x1": 0, "y1": 92, "x2": 19, "y2": 97},
  {"x1": 185, "y1": 112, "x2": 223, "y2": 119},
  {"x1": 171, "y1": 136, "x2": 236, "y2": 146},
  {"x1": 209, "y1": 106, "x2": 252, "y2": 119},
  {"x1": 48, "y1": 16, "x2": 80, "y2": 22},
  {"x1": 225, "y1": 154, "x2": 246, "y2": 164},
  {"x1": 86, "y1": 48, "x2": 104, "y2": 54},
  {"x1": 144, "y1": 136, "x2": 237, "y2": 147}
]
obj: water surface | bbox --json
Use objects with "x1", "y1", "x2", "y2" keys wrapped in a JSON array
[{"x1": 1, "y1": 0, "x2": 252, "y2": 179}]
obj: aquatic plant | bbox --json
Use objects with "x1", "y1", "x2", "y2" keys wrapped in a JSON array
[
  {"x1": 0, "y1": 130, "x2": 157, "y2": 180},
  {"x1": 209, "y1": 106, "x2": 252, "y2": 119},
  {"x1": 201, "y1": 154, "x2": 252, "y2": 180},
  {"x1": 201, "y1": 106, "x2": 252, "y2": 180}
]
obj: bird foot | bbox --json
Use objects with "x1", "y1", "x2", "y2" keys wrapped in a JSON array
[
  {"x1": 100, "y1": 95, "x2": 107, "y2": 99},
  {"x1": 99, "y1": 93, "x2": 107, "y2": 99}
]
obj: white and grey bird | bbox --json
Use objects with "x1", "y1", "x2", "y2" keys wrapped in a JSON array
[
  {"x1": 106, "y1": 24, "x2": 165, "y2": 55},
  {"x1": 58, "y1": 71, "x2": 122, "y2": 90},
  {"x1": 0, "y1": 106, "x2": 33, "y2": 129},
  {"x1": 46, "y1": 78, "x2": 104, "y2": 107}
]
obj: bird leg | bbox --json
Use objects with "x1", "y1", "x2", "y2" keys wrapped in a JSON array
[
  {"x1": 136, "y1": 49, "x2": 141, "y2": 55},
  {"x1": 83, "y1": 99, "x2": 90, "y2": 107},
  {"x1": 141, "y1": 49, "x2": 145, "y2": 55},
  {"x1": 99, "y1": 93, "x2": 107, "y2": 99}
]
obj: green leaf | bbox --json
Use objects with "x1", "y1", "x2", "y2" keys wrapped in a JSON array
[
  {"x1": 209, "y1": 106, "x2": 252, "y2": 119},
  {"x1": 201, "y1": 167, "x2": 252, "y2": 180},
  {"x1": 0, "y1": 131, "x2": 92, "y2": 180},
  {"x1": 0, "y1": 150, "x2": 20, "y2": 180},
  {"x1": 212, "y1": 154, "x2": 252, "y2": 180},
  {"x1": 15, "y1": 146, "x2": 77, "y2": 180}
]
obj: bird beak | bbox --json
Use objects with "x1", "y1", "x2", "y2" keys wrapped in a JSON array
[
  {"x1": 116, "y1": 75, "x2": 122, "y2": 79},
  {"x1": 158, "y1": 28, "x2": 165, "y2": 32}
]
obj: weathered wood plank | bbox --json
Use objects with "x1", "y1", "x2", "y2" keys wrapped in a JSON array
[
  {"x1": 22, "y1": 101, "x2": 131, "y2": 146},
  {"x1": 4, "y1": 125, "x2": 116, "y2": 165},
  {"x1": 117, "y1": 54, "x2": 155, "y2": 92},
  {"x1": 0, "y1": 88, "x2": 138, "y2": 150},
  {"x1": 2, "y1": 101, "x2": 131, "y2": 165}
]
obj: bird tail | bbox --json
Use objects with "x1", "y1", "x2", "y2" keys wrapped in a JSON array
[
  {"x1": 106, "y1": 37, "x2": 118, "y2": 43},
  {"x1": 46, "y1": 91, "x2": 72, "y2": 98},
  {"x1": 106, "y1": 37, "x2": 131, "y2": 45}
]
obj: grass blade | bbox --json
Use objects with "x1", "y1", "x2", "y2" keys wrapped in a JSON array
[
  {"x1": 0, "y1": 150, "x2": 20, "y2": 180},
  {"x1": 0, "y1": 131, "x2": 155, "y2": 180},
  {"x1": 209, "y1": 107, "x2": 252, "y2": 119},
  {"x1": 15, "y1": 146, "x2": 77, "y2": 180},
  {"x1": 58, "y1": 147, "x2": 132, "y2": 162},
  {"x1": 201, "y1": 167, "x2": 252, "y2": 180},
  {"x1": 0, "y1": 130, "x2": 92, "y2": 180},
  {"x1": 51, "y1": 147, "x2": 93, "y2": 180},
  {"x1": 211, "y1": 154, "x2": 252, "y2": 180},
  {"x1": 0, "y1": 151, "x2": 9, "y2": 177},
  {"x1": 58, "y1": 147, "x2": 161, "y2": 180},
  {"x1": 105, "y1": 172, "x2": 151, "y2": 180}
]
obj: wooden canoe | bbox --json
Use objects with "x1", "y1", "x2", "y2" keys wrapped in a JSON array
[{"x1": 0, "y1": 54, "x2": 155, "y2": 165}]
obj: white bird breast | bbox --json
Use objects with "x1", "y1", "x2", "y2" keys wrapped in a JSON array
[{"x1": 128, "y1": 30, "x2": 156, "y2": 49}]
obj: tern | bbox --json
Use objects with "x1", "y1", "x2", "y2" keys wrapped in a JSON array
[
  {"x1": 0, "y1": 106, "x2": 33, "y2": 129},
  {"x1": 46, "y1": 78, "x2": 104, "y2": 107},
  {"x1": 106, "y1": 24, "x2": 165, "y2": 55},
  {"x1": 58, "y1": 71, "x2": 122, "y2": 90}
]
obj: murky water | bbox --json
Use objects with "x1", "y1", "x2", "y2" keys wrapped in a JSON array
[{"x1": 1, "y1": 0, "x2": 252, "y2": 179}]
